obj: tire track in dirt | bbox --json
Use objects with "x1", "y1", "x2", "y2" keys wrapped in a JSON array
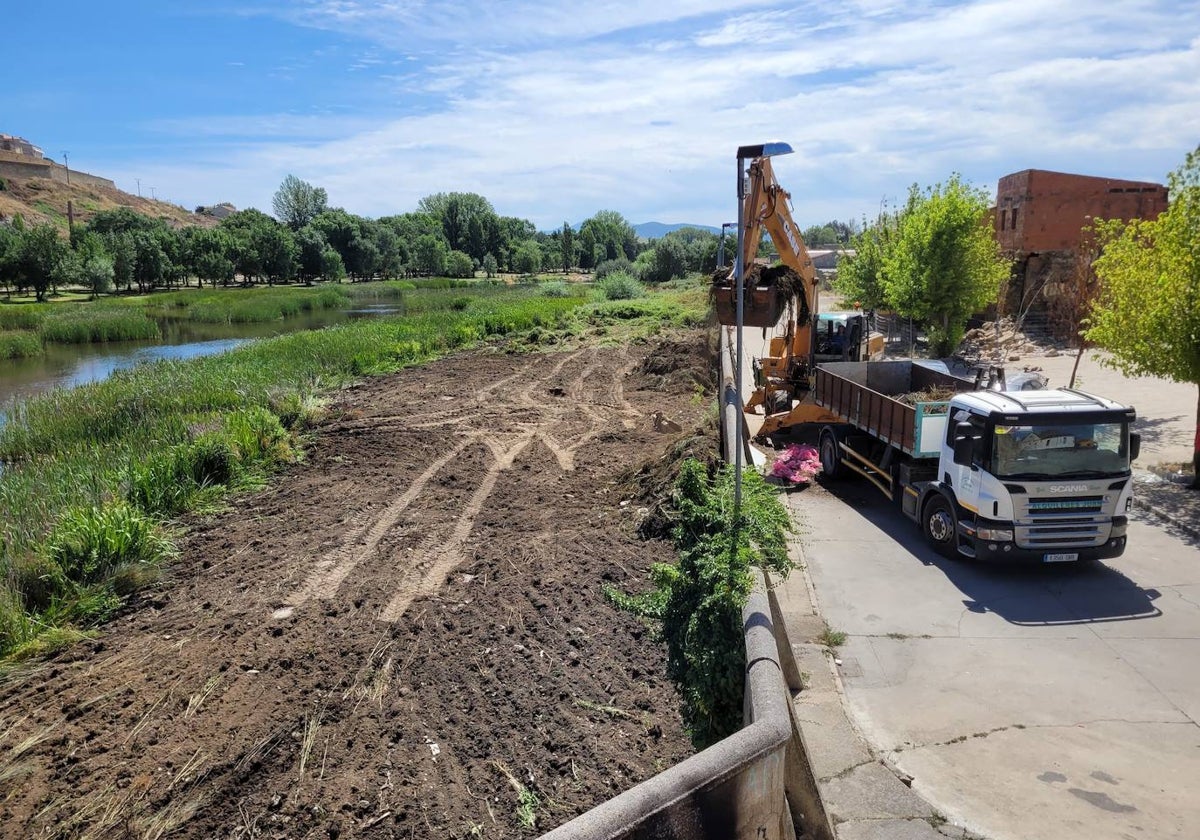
[
  {"x1": 379, "y1": 433, "x2": 534, "y2": 622},
  {"x1": 0, "y1": 339, "x2": 712, "y2": 839},
  {"x1": 277, "y1": 434, "x2": 480, "y2": 615}
]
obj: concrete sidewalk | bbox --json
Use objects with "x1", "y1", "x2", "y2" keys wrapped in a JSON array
[{"x1": 724, "y1": 319, "x2": 1200, "y2": 835}]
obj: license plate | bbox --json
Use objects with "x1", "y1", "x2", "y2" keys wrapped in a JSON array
[{"x1": 1043, "y1": 552, "x2": 1079, "y2": 563}]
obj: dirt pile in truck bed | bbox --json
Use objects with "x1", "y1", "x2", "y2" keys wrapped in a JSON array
[{"x1": 0, "y1": 336, "x2": 714, "y2": 839}]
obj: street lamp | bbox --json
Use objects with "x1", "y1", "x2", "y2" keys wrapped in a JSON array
[
  {"x1": 734, "y1": 141, "x2": 793, "y2": 515},
  {"x1": 62, "y1": 151, "x2": 70, "y2": 185},
  {"x1": 717, "y1": 222, "x2": 737, "y2": 269}
]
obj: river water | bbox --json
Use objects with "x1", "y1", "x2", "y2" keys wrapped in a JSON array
[{"x1": 0, "y1": 304, "x2": 399, "y2": 428}]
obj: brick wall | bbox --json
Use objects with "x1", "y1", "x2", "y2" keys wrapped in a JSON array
[{"x1": 994, "y1": 169, "x2": 1167, "y2": 255}]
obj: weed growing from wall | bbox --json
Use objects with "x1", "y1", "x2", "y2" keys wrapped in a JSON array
[{"x1": 609, "y1": 458, "x2": 792, "y2": 748}]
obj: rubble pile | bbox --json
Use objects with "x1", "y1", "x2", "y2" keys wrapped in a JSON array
[{"x1": 956, "y1": 317, "x2": 1068, "y2": 363}]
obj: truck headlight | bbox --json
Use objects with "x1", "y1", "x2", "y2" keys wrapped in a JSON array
[
  {"x1": 977, "y1": 527, "x2": 1013, "y2": 541},
  {"x1": 1111, "y1": 516, "x2": 1128, "y2": 538}
]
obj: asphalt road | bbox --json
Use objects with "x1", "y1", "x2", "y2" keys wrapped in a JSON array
[{"x1": 789, "y1": 482, "x2": 1200, "y2": 840}]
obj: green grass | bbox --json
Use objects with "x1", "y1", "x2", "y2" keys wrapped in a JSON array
[{"x1": 0, "y1": 280, "x2": 706, "y2": 660}]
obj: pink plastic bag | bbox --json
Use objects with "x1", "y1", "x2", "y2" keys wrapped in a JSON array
[{"x1": 769, "y1": 444, "x2": 822, "y2": 484}]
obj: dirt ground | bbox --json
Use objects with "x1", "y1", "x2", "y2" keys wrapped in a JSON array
[{"x1": 0, "y1": 334, "x2": 717, "y2": 838}]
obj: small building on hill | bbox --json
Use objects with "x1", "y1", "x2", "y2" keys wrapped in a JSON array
[{"x1": 0, "y1": 134, "x2": 44, "y2": 158}]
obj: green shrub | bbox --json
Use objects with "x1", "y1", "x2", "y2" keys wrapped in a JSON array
[
  {"x1": 224, "y1": 406, "x2": 293, "y2": 465},
  {"x1": 595, "y1": 272, "x2": 645, "y2": 301},
  {"x1": 541, "y1": 281, "x2": 570, "y2": 298},
  {"x1": 595, "y1": 258, "x2": 634, "y2": 280}
]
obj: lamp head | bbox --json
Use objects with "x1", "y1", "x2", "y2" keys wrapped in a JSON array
[{"x1": 736, "y1": 141, "x2": 794, "y2": 160}]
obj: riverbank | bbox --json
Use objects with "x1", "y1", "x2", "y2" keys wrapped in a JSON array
[{"x1": 0, "y1": 279, "x2": 706, "y2": 660}]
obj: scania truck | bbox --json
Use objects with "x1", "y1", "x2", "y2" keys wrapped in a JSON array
[{"x1": 814, "y1": 360, "x2": 1139, "y2": 563}]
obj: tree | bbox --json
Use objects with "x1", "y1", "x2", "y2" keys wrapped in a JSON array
[
  {"x1": 1087, "y1": 146, "x2": 1200, "y2": 486},
  {"x1": 580, "y1": 210, "x2": 636, "y2": 262},
  {"x1": 446, "y1": 250, "x2": 474, "y2": 278},
  {"x1": 74, "y1": 232, "x2": 115, "y2": 299},
  {"x1": 16, "y1": 224, "x2": 66, "y2": 301},
  {"x1": 412, "y1": 234, "x2": 447, "y2": 276},
  {"x1": 254, "y1": 224, "x2": 298, "y2": 285},
  {"x1": 190, "y1": 229, "x2": 236, "y2": 289},
  {"x1": 481, "y1": 253, "x2": 498, "y2": 278},
  {"x1": 835, "y1": 211, "x2": 897, "y2": 311},
  {"x1": 417, "y1": 192, "x2": 497, "y2": 260},
  {"x1": 642, "y1": 237, "x2": 689, "y2": 283},
  {"x1": 320, "y1": 247, "x2": 346, "y2": 282},
  {"x1": 512, "y1": 241, "x2": 542, "y2": 275},
  {"x1": 838, "y1": 178, "x2": 1008, "y2": 355},
  {"x1": 80, "y1": 251, "x2": 115, "y2": 299},
  {"x1": 295, "y1": 226, "x2": 329, "y2": 283},
  {"x1": 0, "y1": 224, "x2": 19, "y2": 297},
  {"x1": 559, "y1": 222, "x2": 576, "y2": 272},
  {"x1": 272, "y1": 175, "x2": 329, "y2": 230},
  {"x1": 107, "y1": 232, "x2": 136, "y2": 292}
]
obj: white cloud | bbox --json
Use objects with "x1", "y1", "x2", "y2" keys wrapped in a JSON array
[{"x1": 134, "y1": 1, "x2": 1200, "y2": 228}]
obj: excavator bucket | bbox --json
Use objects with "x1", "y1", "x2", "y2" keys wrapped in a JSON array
[{"x1": 709, "y1": 265, "x2": 802, "y2": 328}]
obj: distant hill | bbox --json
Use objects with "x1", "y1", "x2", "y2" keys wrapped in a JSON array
[
  {"x1": 633, "y1": 221, "x2": 721, "y2": 239},
  {"x1": 0, "y1": 169, "x2": 218, "y2": 232}
]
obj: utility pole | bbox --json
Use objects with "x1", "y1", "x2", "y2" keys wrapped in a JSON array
[
  {"x1": 62, "y1": 151, "x2": 71, "y2": 185},
  {"x1": 136, "y1": 178, "x2": 141, "y2": 197},
  {"x1": 150, "y1": 186, "x2": 157, "y2": 201}
]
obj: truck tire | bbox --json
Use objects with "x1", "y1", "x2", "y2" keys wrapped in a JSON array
[
  {"x1": 819, "y1": 428, "x2": 842, "y2": 480},
  {"x1": 922, "y1": 494, "x2": 958, "y2": 558}
]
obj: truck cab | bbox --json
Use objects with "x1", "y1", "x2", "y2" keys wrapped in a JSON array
[{"x1": 925, "y1": 389, "x2": 1138, "y2": 563}]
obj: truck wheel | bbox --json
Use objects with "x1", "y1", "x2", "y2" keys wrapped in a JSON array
[
  {"x1": 819, "y1": 428, "x2": 842, "y2": 479},
  {"x1": 922, "y1": 495, "x2": 958, "y2": 558}
]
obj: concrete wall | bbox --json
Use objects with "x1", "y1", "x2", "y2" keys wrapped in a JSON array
[{"x1": 994, "y1": 169, "x2": 1167, "y2": 255}]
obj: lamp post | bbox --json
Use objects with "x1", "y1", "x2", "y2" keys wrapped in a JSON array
[
  {"x1": 717, "y1": 221, "x2": 737, "y2": 269},
  {"x1": 62, "y1": 151, "x2": 70, "y2": 185},
  {"x1": 733, "y1": 141, "x2": 793, "y2": 516}
]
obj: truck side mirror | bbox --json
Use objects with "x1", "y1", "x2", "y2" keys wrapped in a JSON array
[
  {"x1": 952, "y1": 435, "x2": 975, "y2": 467},
  {"x1": 1129, "y1": 432, "x2": 1141, "y2": 462}
]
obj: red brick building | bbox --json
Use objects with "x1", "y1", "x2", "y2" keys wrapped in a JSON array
[
  {"x1": 993, "y1": 169, "x2": 1167, "y2": 322},
  {"x1": 995, "y1": 169, "x2": 1167, "y2": 253}
]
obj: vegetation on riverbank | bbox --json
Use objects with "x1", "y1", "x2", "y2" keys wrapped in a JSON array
[{"x1": 0, "y1": 279, "x2": 707, "y2": 660}]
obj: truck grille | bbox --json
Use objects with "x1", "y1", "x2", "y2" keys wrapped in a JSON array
[{"x1": 1016, "y1": 495, "x2": 1108, "y2": 548}]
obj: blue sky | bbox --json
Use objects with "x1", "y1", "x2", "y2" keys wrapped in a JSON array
[{"x1": 4, "y1": 1, "x2": 1198, "y2": 229}]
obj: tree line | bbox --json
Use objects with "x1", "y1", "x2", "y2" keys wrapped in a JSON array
[{"x1": 0, "y1": 172, "x2": 866, "y2": 301}]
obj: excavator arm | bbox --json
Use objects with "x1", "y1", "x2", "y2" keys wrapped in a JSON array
[{"x1": 738, "y1": 157, "x2": 820, "y2": 386}]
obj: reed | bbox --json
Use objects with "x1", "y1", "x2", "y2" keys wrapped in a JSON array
[
  {"x1": 0, "y1": 306, "x2": 47, "y2": 331},
  {"x1": 38, "y1": 307, "x2": 160, "y2": 344},
  {"x1": 0, "y1": 331, "x2": 43, "y2": 359},
  {"x1": 146, "y1": 285, "x2": 352, "y2": 325}
]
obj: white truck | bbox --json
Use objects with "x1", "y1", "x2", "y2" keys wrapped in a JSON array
[{"x1": 815, "y1": 360, "x2": 1139, "y2": 563}]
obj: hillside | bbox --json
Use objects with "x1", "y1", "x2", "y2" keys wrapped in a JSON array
[{"x1": 0, "y1": 172, "x2": 218, "y2": 231}]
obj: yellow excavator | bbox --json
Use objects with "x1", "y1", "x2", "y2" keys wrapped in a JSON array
[{"x1": 713, "y1": 156, "x2": 883, "y2": 438}]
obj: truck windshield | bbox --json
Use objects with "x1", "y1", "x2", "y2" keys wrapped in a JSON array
[{"x1": 991, "y1": 420, "x2": 1129, "y2": 479}]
